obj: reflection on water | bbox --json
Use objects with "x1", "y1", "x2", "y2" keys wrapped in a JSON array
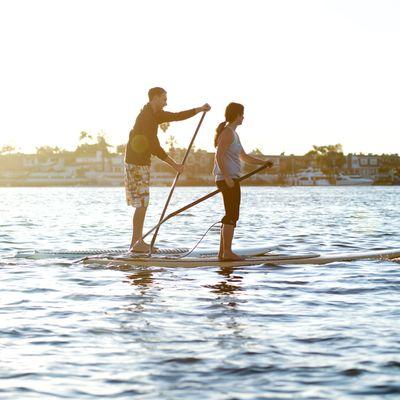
[
  {"x1": 1, "y1": 186, "x2": 400, "y2": 399},
  {"x1": 205, "y1": 266, "x2": 243, "y2": 298},
  {"x1": 125, "y1": 268, "x2": 154, "y2": 288}
]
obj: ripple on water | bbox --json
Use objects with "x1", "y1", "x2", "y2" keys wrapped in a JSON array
[{"x1": 1, "y1": 186, "x2": 400, "y2": 399}]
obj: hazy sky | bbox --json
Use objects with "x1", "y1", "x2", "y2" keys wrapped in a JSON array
[{"x1": 1, "y1": 0, "x2": 399, "y2": 155}]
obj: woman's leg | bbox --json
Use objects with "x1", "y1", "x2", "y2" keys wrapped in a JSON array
[
  {"x1": 218, "y1": 226, "x2": 224, "y2": 259},
  {"x1": 217, "y1": 181, "x2": 243, "y2": 260},
  {"x1": 221, "y1": 224, "x2": 236, "y2": 257}
]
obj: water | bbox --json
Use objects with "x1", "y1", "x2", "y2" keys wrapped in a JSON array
[{"x1": 1, "y1": 186, "x2": 400, "y2": 399}]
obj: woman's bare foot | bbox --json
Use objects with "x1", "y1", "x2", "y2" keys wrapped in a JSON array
[
  {"x1": 130, "y1": 240, "x2": 157, "y2": 253},
  {"x1": 218, "y1": 252, "x2": 245, "y2": 261}
]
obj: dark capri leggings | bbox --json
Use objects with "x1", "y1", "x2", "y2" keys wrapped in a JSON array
[{"x1": 216, "y1": 179, "x2": 241, "y2": 227}]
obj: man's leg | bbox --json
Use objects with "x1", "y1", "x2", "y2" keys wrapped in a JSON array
[
  {"x1": 125, "y1": 163, "x2": 153, "y2": 253},
  {"x1": 130, "y1": 206, "x2": 148, "y2": 252}
]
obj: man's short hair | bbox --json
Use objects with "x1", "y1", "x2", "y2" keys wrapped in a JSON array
[{"x1": 148, "y1": 87, "x2": 166, "y2": 101}]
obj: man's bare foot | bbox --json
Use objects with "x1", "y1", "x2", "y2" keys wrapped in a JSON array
[
  {"x1": 130, "y1": 240, "x2": 158, "y2": 253},
  {"x1": 218, "y1": 252, "x2": 245, "y2": 261}
]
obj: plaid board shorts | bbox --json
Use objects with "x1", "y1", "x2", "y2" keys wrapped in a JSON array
[{"x1": 124, "y1": 163, "x2": 150, "y2": 208}]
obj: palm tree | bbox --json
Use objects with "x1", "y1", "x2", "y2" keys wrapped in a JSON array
[
  {"x1": 166, "y1": 135, "x2": 177, "y2": 157},
  {"x1": 96, "y1": 132, "x2": 113, "y2": 172},
  {"x1": 79, "y1": 131, "x2": 93, "y2": 143},
  {"x1": 96, "y1": 132, "x2": 112, "y2": 155}
]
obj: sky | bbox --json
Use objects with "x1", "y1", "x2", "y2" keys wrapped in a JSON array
[{"x1": 1, "y1": 0, "x2": 400, "y2": 156}]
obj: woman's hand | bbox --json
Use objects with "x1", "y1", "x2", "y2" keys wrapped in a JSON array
[
  {"x1": 264, "y1": 160, "x2": 273, "y2": 168},
  {"x1": 225, "y1": 177, "x2": 235, "y2": 188}
]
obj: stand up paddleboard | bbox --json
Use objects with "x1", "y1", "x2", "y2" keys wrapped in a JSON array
[
  {"x1": 81, "y1": 248, "x2": 400, "y2": 268},
  {"x1": 15, "y1": 245, "x2": 279, "y2": 260}
]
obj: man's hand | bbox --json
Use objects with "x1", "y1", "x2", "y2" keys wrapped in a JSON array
[
  {"x1": 174, "y1": 163, "x2": 185, "y2": 174},
  {"x1": 197, "y1": 103, "x2": 211, "y2": 113}
]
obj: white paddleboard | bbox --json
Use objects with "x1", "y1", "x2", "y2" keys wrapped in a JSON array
[
  {"x1": 82, "y1": 248, "x2": 400, "y2": 268},
  {"x1": 15, "y1": 245, "x2": 278, "y2": 260}
]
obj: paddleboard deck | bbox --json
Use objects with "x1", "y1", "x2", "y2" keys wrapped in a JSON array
[
  {"x1": 81, "y1": 248, "x2": 400, "y2": 268},
  {"x1": 15, "y1": 245, "x2": 278, "y2": 260}
]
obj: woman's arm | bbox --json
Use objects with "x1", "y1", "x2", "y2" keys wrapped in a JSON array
[
  {"x1": 240, "y1": 149, "x2": 274, "y2": 167},
  {"x1": 239, "y1": 149, "x2": 265, "y2": 165}
]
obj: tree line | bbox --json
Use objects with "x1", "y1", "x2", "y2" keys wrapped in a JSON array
[{"x1": 1, "y1": 133, "x2": 399, "y2": 176}]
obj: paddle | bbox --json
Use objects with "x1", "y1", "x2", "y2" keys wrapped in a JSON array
[
  {"x1": 143, "y1": 162, "x2": 273, "y2": 241},
  {"x1": 149, "y1": 111, "x2": 207, "y2": 254}
]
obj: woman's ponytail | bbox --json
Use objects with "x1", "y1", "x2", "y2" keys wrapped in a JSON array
[{"x1": 214, "y1": 121, "x2": 227, "y2": 147}]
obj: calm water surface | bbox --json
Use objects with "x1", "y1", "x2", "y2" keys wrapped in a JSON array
[{"x1": 1, "y1": 186, "x2": 400, "y2": 399}]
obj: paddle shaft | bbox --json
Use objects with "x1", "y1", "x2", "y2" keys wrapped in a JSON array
[
  {"x1": 149, "y1": 111, "x2": 207, "y2": 253},
  {"x1": 143, "y1": 163, "x2": 271, "y2": 241}
]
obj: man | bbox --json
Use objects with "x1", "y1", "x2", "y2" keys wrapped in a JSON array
[{"x1": 125, "y1": 87, "x2": 210, "y2": 252}]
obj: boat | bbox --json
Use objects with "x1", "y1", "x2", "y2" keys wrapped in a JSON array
[
  {"x1": 294, "y1": 168, "x2": 331, "y2": 186},
  {"x1": 81, "y1": 248, "x2": 400, "y2": 268},
  {"x1": 335, "y1": 174, "x2": 374, "y2": 186}
]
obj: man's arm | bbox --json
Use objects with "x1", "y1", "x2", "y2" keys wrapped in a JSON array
[
  {"x1": 150, "y1": 136, "x2": 184, "y2": 174},
  {"x1": 157, "y1": 103, "x2": 211, "y2": 123},
  {"x1": 149, "y1": 133, "x2": 169, "y2": 161},
  {"x1": 163, "y1": 156, "x2": 184, "y2": 174},
  {"x1": 148, "y1": 132, "x2": 184, "y2": 174}
]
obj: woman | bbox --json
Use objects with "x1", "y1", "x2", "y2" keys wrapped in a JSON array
[{"x1": 214, "y1": 102, "x2": 272, "y2": 261}]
